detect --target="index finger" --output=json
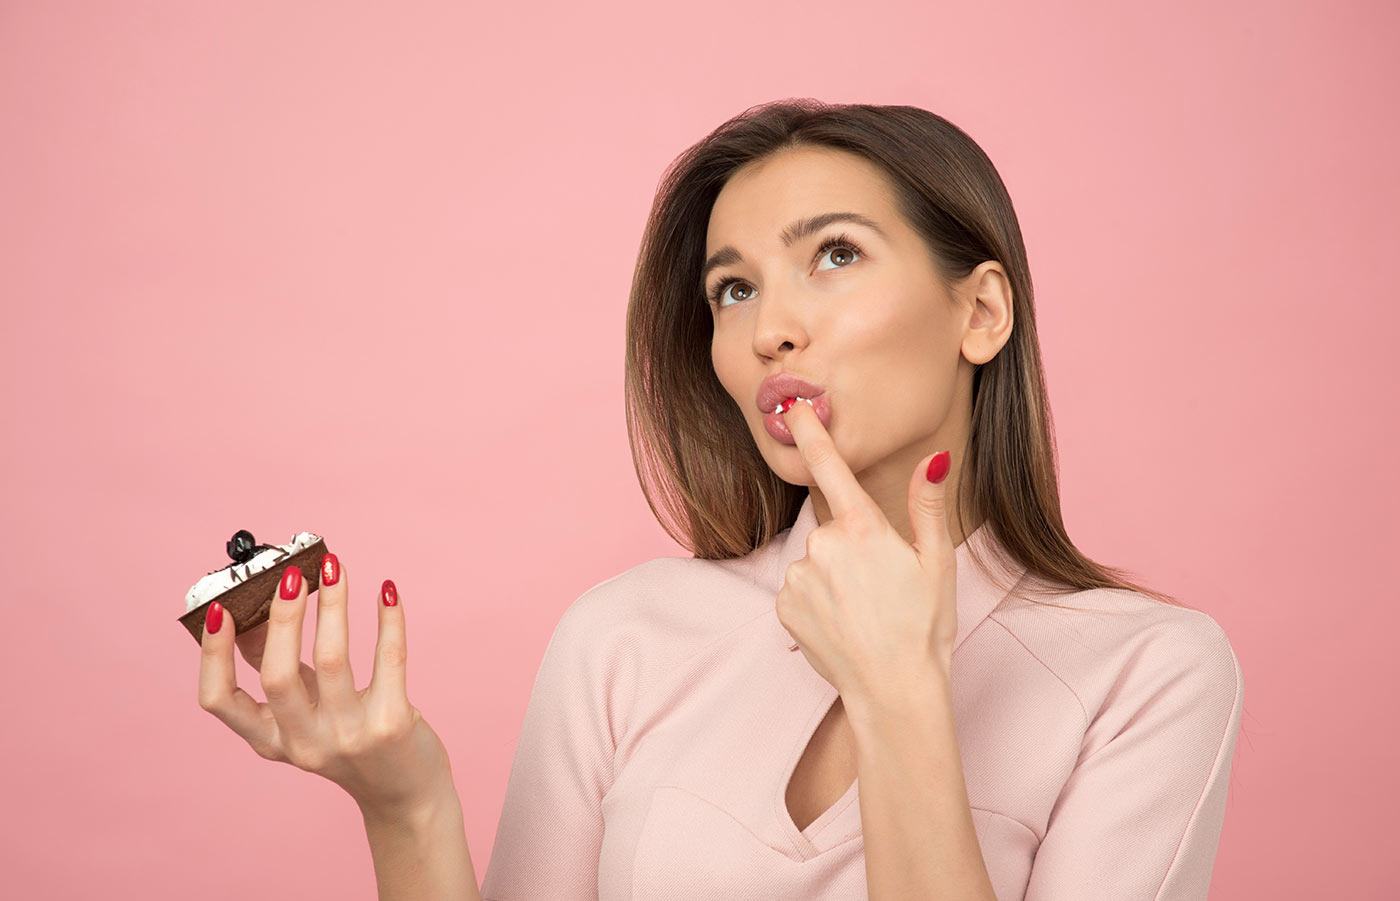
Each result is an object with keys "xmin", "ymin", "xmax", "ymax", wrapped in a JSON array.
[
  {"xmin": 259, "ymin": 564, "xmax": 316, "ymax": 742},
  {"xmin": 780, "ymin": 396, "xmax": 873, "ymax": 521}
]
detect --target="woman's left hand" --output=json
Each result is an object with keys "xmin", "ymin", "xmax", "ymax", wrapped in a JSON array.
[{"xmin": 776, "ymin": 397, "xmax": 960, "ymax": 703}]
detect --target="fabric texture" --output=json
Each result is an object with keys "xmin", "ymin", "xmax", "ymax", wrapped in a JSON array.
[{"xmin": 480, "ymin": 493, "xmax": 1244, "ymax": 900}]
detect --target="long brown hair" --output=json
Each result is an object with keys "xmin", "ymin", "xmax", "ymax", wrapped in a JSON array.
[{"xmin": 624, "ymin": 99, "xmax": 1188, "ymax": 612}]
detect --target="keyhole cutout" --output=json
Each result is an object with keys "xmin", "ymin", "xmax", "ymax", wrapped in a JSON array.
[{"xmin": 784, "ymin": 695, "xmax": 858, "ymax": 834}]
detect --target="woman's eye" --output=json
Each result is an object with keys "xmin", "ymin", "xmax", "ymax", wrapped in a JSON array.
[
  {"xmin": 708, "ymin": 241, "xmax": 862, "ymax": 309},
  {"xmin": 816, "ymin": 244, "xmax": 859, "ymax": 271},
  {"xmin": 711, "ymin": 280, "xmax": 753, "ymax": 307}
]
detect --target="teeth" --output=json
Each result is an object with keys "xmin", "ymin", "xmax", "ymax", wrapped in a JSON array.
[{"xmin": 773, "ymin": 396, "xmax": 816, "ymax": 414}]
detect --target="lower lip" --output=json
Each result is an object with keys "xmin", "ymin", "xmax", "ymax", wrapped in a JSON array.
[{"xmin": 762, "ymin": 394, "xmax": 832, "ymax": 444}]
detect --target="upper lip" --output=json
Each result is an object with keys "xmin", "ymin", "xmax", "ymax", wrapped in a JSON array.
[{"xmin": 756, "ymin": 372, "xmax": 826, "ymax": 414}]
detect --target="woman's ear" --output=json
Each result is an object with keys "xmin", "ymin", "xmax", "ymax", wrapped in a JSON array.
[{"xmin": 961, "ymin": 261, "xmax": 1014, "ymax": 365}]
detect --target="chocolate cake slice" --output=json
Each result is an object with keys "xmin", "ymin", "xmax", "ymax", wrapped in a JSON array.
[{"xmin": 179, "ymin": 530, "xmax": 330, "ymax": 644}]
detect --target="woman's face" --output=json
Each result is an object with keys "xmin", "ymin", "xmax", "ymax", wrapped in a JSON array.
[{"xmin": 704, "ymin": 145, "xmax": 1011, "ymax": 534}]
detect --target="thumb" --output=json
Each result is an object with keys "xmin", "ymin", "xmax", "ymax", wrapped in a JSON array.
[{"xmin": 908, "ymin": 449, "xmax": 953, "ymax": 558}]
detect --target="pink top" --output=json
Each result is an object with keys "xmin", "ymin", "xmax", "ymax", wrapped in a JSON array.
[{"xmin": 480, "ymin": 494, "xmax": 1244, "ymax": 900}]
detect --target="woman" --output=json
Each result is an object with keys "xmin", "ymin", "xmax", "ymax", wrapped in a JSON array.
[{"xmin": 196, "ymin": 100, "xmax": 1243, "ymax": 900}]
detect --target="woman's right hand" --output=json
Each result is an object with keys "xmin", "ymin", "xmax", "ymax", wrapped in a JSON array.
[{"xmin": 197, "ymin": 553, "xmax": 457, "ymax": 820}]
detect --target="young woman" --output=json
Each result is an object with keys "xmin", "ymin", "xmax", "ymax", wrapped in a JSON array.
[{"xmin": 196, "ymin": 100, "xmax": 1243, "ymax": 900}]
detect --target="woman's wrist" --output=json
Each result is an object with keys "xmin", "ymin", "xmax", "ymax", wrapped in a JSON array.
[
  {"xmin": 356, "ymin": 759, "xmax": 463, "ymax": 828},
  {"xmin": 359, "ymin": 779, "xmax": 460, "ymax": 829},
  {"xmin": 359, "ymin": 777, "xmax": 479, "ymax": 901}
]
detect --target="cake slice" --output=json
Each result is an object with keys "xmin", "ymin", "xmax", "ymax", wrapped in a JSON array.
[{"xmin": 179, "ymin": 530, "xmax": 329, "ymax": 643}]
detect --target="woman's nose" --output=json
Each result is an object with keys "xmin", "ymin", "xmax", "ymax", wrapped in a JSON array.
[{"xmin": 749, "ymin": 282, "xmax": 811, "ymax": 358}]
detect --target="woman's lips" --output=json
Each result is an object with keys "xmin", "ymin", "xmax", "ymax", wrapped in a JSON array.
[{"xmin": 762, "ymin": 394, "xmax": 831, "ymax": 445}]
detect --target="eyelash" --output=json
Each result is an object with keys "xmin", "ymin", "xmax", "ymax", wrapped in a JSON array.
[{"xmin": 705, "ymin": 232, "xmax": 866, "ymax": 307}]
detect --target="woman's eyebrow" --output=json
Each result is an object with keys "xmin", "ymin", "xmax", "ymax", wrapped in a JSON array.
[{"xmin": 700, "ymin": 211, "xmax": 887, "ymax": 287}]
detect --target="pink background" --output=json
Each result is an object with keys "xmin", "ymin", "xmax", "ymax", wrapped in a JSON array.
[{"xmin": 2, "ymin": 1, "xmax": 1395, "ymax": 897}]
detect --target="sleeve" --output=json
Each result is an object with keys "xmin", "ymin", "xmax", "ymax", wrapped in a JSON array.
[
  {"xmin": 1023, "ymin": 613, "xmax": 1245, "ymax": 901},
  {"xmin": 479, "ymin": 579, "xmax": 635, "ymax": 900}
]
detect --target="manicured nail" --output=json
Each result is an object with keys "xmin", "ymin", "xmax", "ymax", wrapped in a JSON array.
[
  {"xmin": 382, "ymin": 579, "xmax": 398, "ymax": 607},
  {"xmin": 926, "ymin": 450, "xmax": 951, "ymax": 484},
  {"xmin": 205, "ymin": 601, "xmax": 223, "ymax": 635},
  {"xmin": 280, "ymin": 565, "xmax": 302, "ymax": 600},
  {"xmin": 321, "ymin": 552, "xmax": 340, "ymax": 587}
]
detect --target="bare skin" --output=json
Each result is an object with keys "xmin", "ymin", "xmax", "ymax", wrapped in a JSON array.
[
  {"xmin": 196, "ymin": 559, "xmax": 479, "ymax": 899},
  {"xmin": 704, "ymin": 144, "xmax": 1015, "ymax": 548},
  {"xmin": 703, "ymin": 144, "xmax": 1015, "ymax": 831}
]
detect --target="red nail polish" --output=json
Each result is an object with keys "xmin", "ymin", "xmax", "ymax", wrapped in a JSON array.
[
  {"xmin": 926, "ymin": 450, "xmax": 951, "ymax": 484},
  {"xmin": 382, "ymin": 579, "xmax": 398, "ymax": 607},
  {"xmin": 321, "ymin": 552, "xmax": 340, "ymax": 587},
  {"xmin": 779, "ymin": 397, "xmax": 797, "ymax": 413},
  {"xmin": 205, "ymin": 601, "xmax": 223, "ymax": 635},
  {"xmin": 280, "ymin": 565, "xmax": 302, "ymax": 600}
]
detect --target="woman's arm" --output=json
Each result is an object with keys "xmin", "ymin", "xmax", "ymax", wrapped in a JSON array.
[
  {"xmin": 1023, "ymin": 614, "xmax": 1244, "ymax": 899},
  {"xmin": 361, "ymin": 775, "xmax": 481, "ymax": 901},
  {"xmin": 478, "ymin": 582, "xmax": 627, "ymax": 897},
  {"xmin": 197, "ymin": 558, "xmax": 482, "ymax": 899},
  {"xmin": 846, "ymin": 661, "xmax": 997, "ymax": 901}
]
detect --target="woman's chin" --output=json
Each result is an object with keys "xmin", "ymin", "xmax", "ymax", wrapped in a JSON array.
[{"xmin": 759, "ymin": 448, "xmax": 823, "ymax": 487}]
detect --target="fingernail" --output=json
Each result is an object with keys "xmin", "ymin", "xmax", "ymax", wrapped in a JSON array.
[
  {"xmin": 280, "ymin": 565, "xmax": 302, "ymax": 600},
  {"xmin": 382, "ymin": 579, "xmax": 398, "ymax": 607},
  {"xmin": 926, "ymin": 450, "xmax": 951, "ymax": 484},
  {"xmin": 321, "ymin": 552, "xmax": 340, "ymax": 587},
  {"xmin": 205, "ymin": 601, "xmax": 223, "ymax": 635}
]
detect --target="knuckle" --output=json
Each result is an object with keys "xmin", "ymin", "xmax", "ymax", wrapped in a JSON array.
[
  {"xmin": 333, "ymin": 724, "xmax": 371, "ymax": 758},
  {"xmin": 313, "ymin": 650, "xmax": 348, "ymax": 678},
  {"xmin": 260, "ymin": 669, "xmax": 294, "ymax": 701},
  {"xmin": 197, "ymin": 688, "xmax": 221, "ymax": 713},
  {"xmin": 919, "ymin": 491, "xmax": 947, "ymax": 517},
  {"xmin": 378, "ymin": 642, "xmax": 407, "ymax": 669},
  {"xmin": 802, "ymin": 439, "xmax": 835, "ymax": 471},
  {"xmin": 774, "ymin": 585, "xmax": 794, "ymax": 623},
  {"xmin": 368, "ymin": 712, "xmax": 412, "ymax": 744}
]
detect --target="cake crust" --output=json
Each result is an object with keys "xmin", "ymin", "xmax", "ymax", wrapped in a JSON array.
[{"xmin": 179, "ymin": 538, "xmax": 329, "ymax": 643}]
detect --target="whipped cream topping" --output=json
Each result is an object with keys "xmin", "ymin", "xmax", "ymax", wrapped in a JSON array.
[{"xmin": 184, "ymin": 531, "xmax": 322, "ymax": 613}]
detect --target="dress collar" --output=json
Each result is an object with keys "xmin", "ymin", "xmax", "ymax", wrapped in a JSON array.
[{"xmin": 764, "ymin": 493, "xmax": 1028, "ymax": 655}]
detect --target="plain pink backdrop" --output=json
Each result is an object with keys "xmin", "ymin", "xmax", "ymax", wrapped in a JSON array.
[{"xmin": 2, "ymin": 1, "xmax": 1395, "ymax": 897}]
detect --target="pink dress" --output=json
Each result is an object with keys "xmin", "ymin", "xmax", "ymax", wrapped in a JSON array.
[{"xmin": 480, "ymin": 494, "xmax": 1243, "ymax": 899}]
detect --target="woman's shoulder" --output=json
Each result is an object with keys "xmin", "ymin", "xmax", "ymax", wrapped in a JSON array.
[
  {"xmin": 996, "ymin": 571, "xmax": 1236, "ymax": 647},
  {"xmin": 988, "ymin": 582, "xmax": 1242, "ymax": 725},
  {"xmin": 547, "ymin": 553, "xmax": 772, "ymax": 664}
]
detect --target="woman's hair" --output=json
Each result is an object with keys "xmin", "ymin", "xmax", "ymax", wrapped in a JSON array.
[{"xmin": 623, "ymin": 98, "xmax": 1189, "ymax": 611}]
